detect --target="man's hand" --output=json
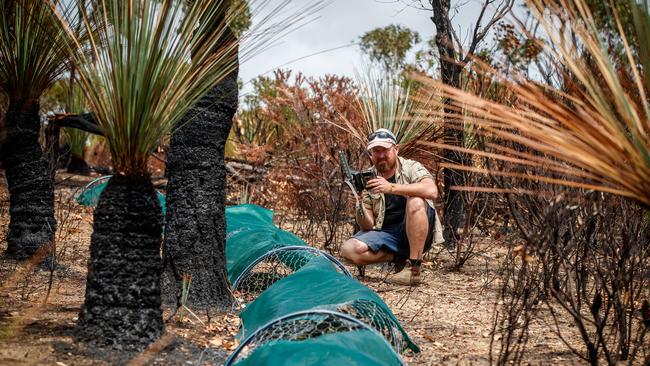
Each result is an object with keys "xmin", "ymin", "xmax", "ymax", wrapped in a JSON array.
[{"xmin": 366, "ymin": 176, "xmax": 393, "ymax": 194}]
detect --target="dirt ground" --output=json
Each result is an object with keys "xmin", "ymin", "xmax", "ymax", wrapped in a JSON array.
[{"xmin": 0, "ymin": 172, "xmax": 588, "ymax": 365}]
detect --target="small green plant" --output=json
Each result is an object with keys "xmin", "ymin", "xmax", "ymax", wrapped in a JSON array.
[
  {"xmin": 238, "ymin": 183, "xmax": 251, "ymax": 205},
  {"xmin": 61, "ymin": 80, "xmax": 91, "ymax": 157},
  {"xmin": 178, "ymin": 273, "xmax": 192, "ymax": 323}
]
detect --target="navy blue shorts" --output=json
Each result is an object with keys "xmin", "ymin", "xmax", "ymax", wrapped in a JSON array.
[{"xmin": 354, "ymin": 204, "xmax": 436, "ymax": 258}]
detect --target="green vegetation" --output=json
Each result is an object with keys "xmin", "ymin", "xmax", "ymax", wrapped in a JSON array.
[{"xmin": 359, "ymin": 24, "xmax": 421, "ymax": 73}]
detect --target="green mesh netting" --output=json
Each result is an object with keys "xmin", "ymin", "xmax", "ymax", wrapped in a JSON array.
[
  {"xmin": 238, "ymin": 257, "xmax": 420, "ymax": 353},
  {"xmin": 231, "ymin": 328, "xmax": 403, "ymax": 366},
  {"xmin": 76, "ymin": 176, "xmax": 166, "ymax": 214},
  {"xmin": 225, "ymin": 204, "xmax": 418, "ymax": 360},
  {"xmin": 225, "ymin": 205, "xmax": 351, "ymax": 303},
  {"xmin": 230, "ymin": 246, "xmax": 351, "ymax": 305},
  {"xmin": 226, "ymin": 227, "xmax": 309, "ymax": 285}
]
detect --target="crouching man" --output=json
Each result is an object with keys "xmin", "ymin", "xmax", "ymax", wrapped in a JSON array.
[{"xmin": 340, "ymin": 128, "xmax": 444, "ymax": 285}]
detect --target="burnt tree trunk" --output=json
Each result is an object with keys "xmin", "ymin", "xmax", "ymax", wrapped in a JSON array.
[
  {"xmin": 67, "ymin": 154, "xmax": 91, "ymax": 175},
  {"xmin": 431, "ymin": 0, "xmax": 466, "ymax": 249},
  {"xmin": 1, "ymin": 101, "xmax": 56, "ymax": 260},
  {"xmin": 160, "ymin": 65, "xmax": 239, "ymax": 309},
  {"xmin": 77, "ymin": 175, "xmax": 163, "ymax": 350}
]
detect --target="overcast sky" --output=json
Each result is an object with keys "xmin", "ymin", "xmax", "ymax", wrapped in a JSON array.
[
  {"xmin": 239, "ymin": 0, "xmax": 432, "ymax": 87},
  {"xmin": 236, "ymin": 0, "xmax": 475, "ymax": 96},
  {"xmin": 238, "ymin": 0, "xmax": 516, "ymax": 96}
]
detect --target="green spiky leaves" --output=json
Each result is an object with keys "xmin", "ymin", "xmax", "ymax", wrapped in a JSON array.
[
  {"xmin": 0, "ymin": 0, "xmax": 80, "ymax": 108},
  {"xmin": 57, "ymin": 0, "xmax": 241, "ymax": 175}
]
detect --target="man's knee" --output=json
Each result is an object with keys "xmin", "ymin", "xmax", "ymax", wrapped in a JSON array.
[
  {"xmin": 406, "ymin": 197, "xmax": 427, "ymax": 218},
  {"xmin": 340, "ymin": 238, "xmax": 367, "ymax": 264}
]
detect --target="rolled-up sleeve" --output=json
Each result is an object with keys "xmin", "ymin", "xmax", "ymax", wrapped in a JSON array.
[
  {"xmin": 408, "ymin": 160, "xmax": 434, "ymax": 183},
  {"xmin": 362, "ymin": 191, "xmax": 373, "ymax": 210}
]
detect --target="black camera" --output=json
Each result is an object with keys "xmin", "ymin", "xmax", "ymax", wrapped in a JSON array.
[
  {"xmin": 351, "ymin": 170, "xmax": 375, "ymax": 192},
  {"xmin": 339, "ymin": 151, "xmax": 375, "ymax": 192}
]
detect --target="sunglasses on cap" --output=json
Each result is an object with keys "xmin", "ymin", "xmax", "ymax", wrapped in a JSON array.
[{"xmin": 367, "ymin": 130, "xmax": 396, "ymax": 142}]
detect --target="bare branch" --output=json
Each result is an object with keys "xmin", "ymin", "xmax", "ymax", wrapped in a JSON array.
[{"xmin": 462, "ymin": 0, "xmax": 515, "ymax": 64}]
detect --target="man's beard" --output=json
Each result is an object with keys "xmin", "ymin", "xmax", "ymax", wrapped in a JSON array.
[{"xmin": 375, "ymin": 159, "xmax": 396, "ymax": 173}]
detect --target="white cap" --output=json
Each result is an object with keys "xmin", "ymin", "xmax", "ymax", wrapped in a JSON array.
[{"xmin": 367, "ymin": 128, "xmax": 397, "ymax": 150}]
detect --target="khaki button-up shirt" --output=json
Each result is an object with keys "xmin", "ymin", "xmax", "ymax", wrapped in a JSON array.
[{"xmin": 362, "ymin": 156, "xmax": 445, "ymax": 244}]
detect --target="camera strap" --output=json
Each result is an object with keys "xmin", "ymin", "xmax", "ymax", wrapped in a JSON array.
[
  {"xmin": 339, "ymin": 150, "xmax": 366, "ymax": 219},
  {"xmin": 344, "ymin": 180, "xmax": 361, "ymax": 208}
]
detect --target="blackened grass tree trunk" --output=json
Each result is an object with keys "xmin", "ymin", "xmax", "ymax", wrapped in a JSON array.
[
  {"xmin": 67, "ymin": 153, "xmax": 91, "ymax": 175},
  {"xmin": 1, "ymin": 100, "xmax": 55, "ymax": 260},
  {"xmin": 77, "ymin": 174, "xmax": 163, "ymax": 349},
  {"xmin": 161, "ymin": 30, "xmax": 239, "ymax": 309},
  {"xmin": 0, "ymin": 0, "xmax": 73, "ymax": 261},
  {"xmin": 429, "ymin": 0, "xmax": 513, "ymax": 252},
  {"xmin": 161, "ymin": 72, "xmax": 239, "ymax": 309}
]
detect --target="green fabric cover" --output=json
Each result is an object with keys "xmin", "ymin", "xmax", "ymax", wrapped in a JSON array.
[
  {"xmin": 233, "ymin": 330, "xmax": 402, "ymax": 366},
  {"xmin": 225, "ymin": 204, "xmax": 275, "ymax": 233},
  {"xmin": 225, "ymin": 204, "xmax": 419, "ymax": 360},
  {"xmin": 225, "ymin": 205, "xmax": 310, "ymax": 284},
  {"xmin": 226, "ymin": 226, "xmax": 310, "ymax": 284},
  {"xmin": 239, "ymin": 257, "xmax": 419, "ymax": 353}
]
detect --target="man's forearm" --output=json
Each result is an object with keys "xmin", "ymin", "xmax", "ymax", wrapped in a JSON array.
[
  {"xmin": 389, "ymin": 180, "xmax": 438, "ymax": 200},
  {"xmin": 355, "ymin": 205, "xmax": 374, "ymax": 231}
]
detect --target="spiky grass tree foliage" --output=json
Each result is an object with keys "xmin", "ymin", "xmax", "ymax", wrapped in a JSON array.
[
  {"xmin": 63, "ymin": 127, "xmax": 91, "ymax": 173},
  {"xmin": 57, "ymin": 0, "xmax": 240, "ymax": 349},
  {"xmin": 40, "ymin": 78, "xmax": 92, "ymax": 172},
  {"xmin": 60, "ymin": 80, "xmax": 92, "ymax": 173},
  {"xmin": 421, "ymin": 0, "xmax": 650, "ymax": 208},
  {"xmin": 340, "ymin": 69, "xmax": 442, "ymax": 161},
  {"xmin": 0, "ymin": 0, "xmax": 74, "ymax": 260}
]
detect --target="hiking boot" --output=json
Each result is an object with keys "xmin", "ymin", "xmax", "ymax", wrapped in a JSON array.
[
  {"xmin": 393, "ymin": 255, "xmax": 407, "ymax": 273},
  {"xmin": 444, "ymin": 240, "xmax": 456, "ymax": 252},
  {"xmin": 385, "ymin": 265, "xmax": 422, "ymax": 286}
]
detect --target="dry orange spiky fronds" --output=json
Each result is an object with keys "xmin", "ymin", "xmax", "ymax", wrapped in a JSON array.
[{"xmin": 417, "ymin": 0, "xmax": 650, "ymax": 207}]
